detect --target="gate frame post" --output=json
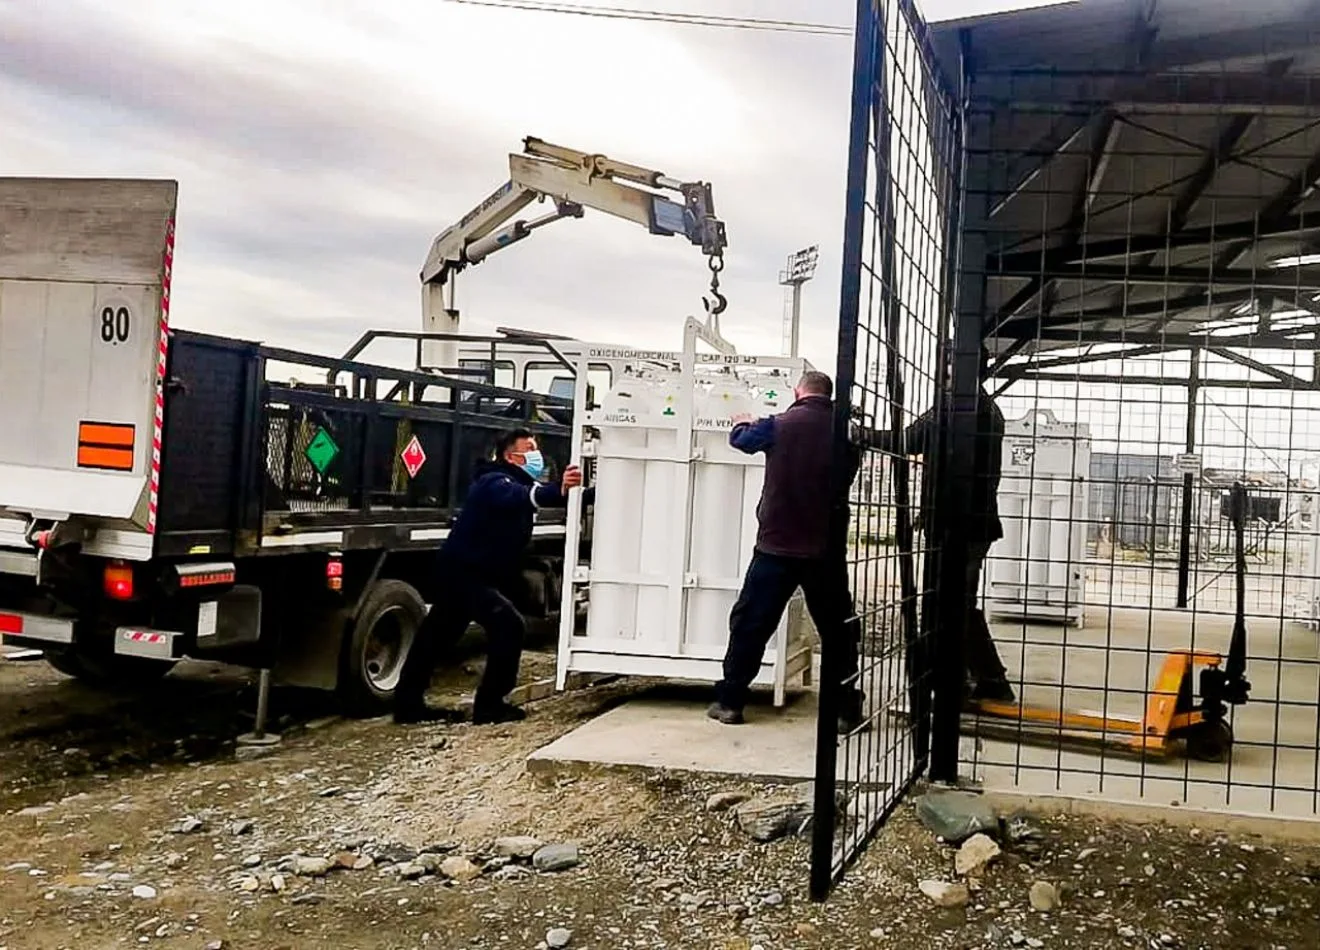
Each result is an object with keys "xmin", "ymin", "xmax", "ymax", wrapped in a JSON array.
[
  {"xmin": 931, "ymin": 34, "xmax": 989, "ymax": 784},
  {"xmin": 811, "ymin": 0, "xmax": 881, "ymax": 903}
]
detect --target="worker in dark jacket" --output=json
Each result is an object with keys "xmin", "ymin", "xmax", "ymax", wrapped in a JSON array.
[
  {"xmin": 394, "ymin": 428, "xmax": 591, "ymax": 726},
  {"xmin": 854, "ymin": 349, "xmax": 1013, "ymax": 702},
  {"xmin": 708, "ymin": 370, "xmax": 865, "ymax": 733}
]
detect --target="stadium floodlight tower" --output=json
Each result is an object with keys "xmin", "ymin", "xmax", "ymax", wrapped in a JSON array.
[{"xmin": 779, "ymin": 245, "xmax": 819, "ymax": 358}]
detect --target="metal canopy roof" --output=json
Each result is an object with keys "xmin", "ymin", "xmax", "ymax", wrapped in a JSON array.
[{"xmin": 929, "ymin": 0, "xmax": 1320, "ymax": 354}]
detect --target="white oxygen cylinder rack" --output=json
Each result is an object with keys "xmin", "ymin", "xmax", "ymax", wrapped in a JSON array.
[
  {"xmin": 555, "ymin": 322, "xmax": 816, "ymax": 706},
  {"xmin": 983, "ymin": 409, "xmax": 1091, "ymax": 627}
]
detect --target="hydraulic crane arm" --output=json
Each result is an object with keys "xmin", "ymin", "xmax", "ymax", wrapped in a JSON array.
[{"xmin": 420, "ymin": 137, "xmax": 729, "ymax": 315}]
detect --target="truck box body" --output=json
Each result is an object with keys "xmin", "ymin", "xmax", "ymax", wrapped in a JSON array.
[{"xmin": 0, "ymin": 178, "xmax": 175, "ymax": 557}]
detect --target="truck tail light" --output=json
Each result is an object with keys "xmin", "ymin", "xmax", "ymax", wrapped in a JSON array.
[
  {"xmin": 104, "ymin": 561, "xmax": 135, "ymax": 601},
  {"xmin": 326, "ymin": 554, "xmax": 343, "ymax": 592}
]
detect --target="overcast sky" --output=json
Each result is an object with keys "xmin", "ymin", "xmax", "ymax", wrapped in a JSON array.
[{"xmin": 0, "ymin": 0, "xmax": 1053, "ymax": 373}]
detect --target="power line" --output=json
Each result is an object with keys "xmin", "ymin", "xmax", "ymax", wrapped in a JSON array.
[{"xmin": 439, "ymin": 0, "xmax": 852, "ymax": 36}]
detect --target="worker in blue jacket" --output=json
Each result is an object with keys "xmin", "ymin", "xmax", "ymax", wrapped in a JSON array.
[
  {"xmin": 708, "ymin": 370, "xmax": 865, "ymax": 733},
  {"xmin": 394, "ymin": 428, "xmax": 592, "ymax": 726}
]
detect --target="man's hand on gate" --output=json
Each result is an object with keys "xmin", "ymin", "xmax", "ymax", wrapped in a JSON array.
[
  {"xmin": 731, "ymin": 413, "xmax": 755, "ymax": 425},
  {"xmin": 561, "ymin": 464, "xmax": 584, "ymax": 491}
]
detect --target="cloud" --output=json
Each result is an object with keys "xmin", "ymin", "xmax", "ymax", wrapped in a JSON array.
[{"xmin": 0, "ymin": 0, "xmax": 1044, "ymax": 375}]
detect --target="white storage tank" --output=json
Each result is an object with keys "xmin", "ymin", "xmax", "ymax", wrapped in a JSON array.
[
  {"xmin": 556, "ymin": 323, "xmax": 816, "ymax": 705},
  {"xmin": 983, "ymin": 409, "xmax": 1091, "ymax": 627}
]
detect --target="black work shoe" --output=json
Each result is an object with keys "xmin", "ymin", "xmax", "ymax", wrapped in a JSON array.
[
  {"xmin": 706, "ymin": 702, "xmax": 745, "ymax": 725},
  {"xmin": 472, "ymin": 701, "xmax": 527, "ymax": 726},
  {"xmin": 969, "ymin": 678, "xmax": 1016, "ymax": 704},
  {"xmin": 393, "ymin": 705, "xmax": 460, "ymax": 725}
]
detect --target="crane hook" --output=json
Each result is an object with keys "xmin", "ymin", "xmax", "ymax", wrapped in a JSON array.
[{"xmin": 703, "ymin": 253, "xmax": 728, "ymax": 316}]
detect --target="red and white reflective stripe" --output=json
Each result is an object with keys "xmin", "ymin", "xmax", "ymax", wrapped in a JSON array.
[
  {"xmin": 146, "ymin": 217, "xmax": 175, "ymax": 536},
  {"xmin": 122, "ymin": 630, "xmax": 167, "ymax": 646}
]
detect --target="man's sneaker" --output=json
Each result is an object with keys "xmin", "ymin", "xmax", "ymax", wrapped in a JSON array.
[
  {"xmin": 969, "ymin": 678, "xmax": 1016, "ymax": 704},
  {"xmin": 706, "ymin": 702, "xmax": 745, "ymax": 725},
  {"xmin": 472, "ymin": 701, "xmax": 528, "ymax": 725}
]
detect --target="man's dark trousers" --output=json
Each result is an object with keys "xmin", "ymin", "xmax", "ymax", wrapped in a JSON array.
[
  {"xmin": 715, "ymin": 550, "xmax": 861, "ymax": 710},
  {"xmin": 394, "ymin": 572, "xmax": 526, "ymax": 716},
  {"xmin": 963, "ymin": 540, "xmax": 1009, "ymax": 685}
]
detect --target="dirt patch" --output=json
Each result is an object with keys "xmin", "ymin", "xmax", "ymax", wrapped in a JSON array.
[{"xmin": 1, "ymin": 650, "xmax": 1317, "ymax": 950}]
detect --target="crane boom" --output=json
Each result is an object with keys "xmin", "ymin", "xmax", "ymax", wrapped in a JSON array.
[{"xmin": 420, "ymin": 138, "xmax": 728, "ymax": 364}]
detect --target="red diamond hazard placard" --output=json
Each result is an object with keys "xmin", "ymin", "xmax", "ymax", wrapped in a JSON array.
[{"xmin": 401, "ymin": 435, "xmax": 426, "ymax": 479}]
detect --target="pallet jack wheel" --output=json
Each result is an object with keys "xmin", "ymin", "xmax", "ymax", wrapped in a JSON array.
[{"xmin": 1185, "ymin": 720, "xmax": 1233, "ymax": 764}]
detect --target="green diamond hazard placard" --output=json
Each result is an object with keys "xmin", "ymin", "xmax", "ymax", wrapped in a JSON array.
[{"xmin": 305, "ymin": 427, "xmax": 339, "ymax": 474}]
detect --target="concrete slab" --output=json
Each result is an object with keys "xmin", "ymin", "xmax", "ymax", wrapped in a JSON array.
[{"xmin": 528, "ymin": 685, "xmax": 824, "ymax": 782}]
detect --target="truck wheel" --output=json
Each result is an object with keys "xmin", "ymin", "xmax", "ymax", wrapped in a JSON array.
[
  {"xmin": 44, "ymin": 648, "xmax": 176, "ymax": 688},
  {"xmin": 338, "ymin": 579, "xmax": 425, "ymax": 717}
]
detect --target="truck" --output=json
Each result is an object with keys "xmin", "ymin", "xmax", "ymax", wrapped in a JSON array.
[{"xmin": 0, "ymin": 138, "xmax": 728, "ymax": 714}]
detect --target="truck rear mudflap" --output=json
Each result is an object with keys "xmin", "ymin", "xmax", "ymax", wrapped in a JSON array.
[{"xmin": 0, "ymin": 178, "xmax": 177, "ymax": 558}]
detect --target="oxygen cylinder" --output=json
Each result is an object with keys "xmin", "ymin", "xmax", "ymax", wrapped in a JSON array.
[
  {"xmin": 687, "ymin": 374, "xmax": 757, "ymax": 650},
  {"xmin": 634, "ymin": 369, "xmax": 676, "ymax": 645},
  {"xmin": 585, "ymin": 369, "xmax": 647, "ymax": 641}
]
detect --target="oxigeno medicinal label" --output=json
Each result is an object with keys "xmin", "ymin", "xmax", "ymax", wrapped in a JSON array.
[{"xmin": 587, "ymin": 347, "xmax": 761, "ymax": 366}]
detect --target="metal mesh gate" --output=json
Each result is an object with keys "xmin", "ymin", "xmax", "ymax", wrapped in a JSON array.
[{"xmin": 810, "ymin": 0, "xmax": 962, "ymax": 900}]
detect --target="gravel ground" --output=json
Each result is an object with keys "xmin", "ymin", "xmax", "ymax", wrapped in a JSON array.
[{"xmin": 1, "ymin": 648, "xmax": 1318, "ymax": 950}]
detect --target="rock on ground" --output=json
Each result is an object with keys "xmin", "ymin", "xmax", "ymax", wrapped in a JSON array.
[
  {"xmin": 733, "ymin": 784, "xmax": 843, "ymax": 843},
  {"xmin": 493, "ymin": 835, "xmax": 543, "ymax": 859},
  {"xmin": 546, "ymin": 927, "xmax": 573, "ymax": 948},
  {"xmin": 1029, "ymin": 880, "xmax": 1060, "ymax": 912},
  {"xmin": 706, "ymin": 790, "xmax": 751, "ymax": 812},
  {"xmin": 397, "ymin": 862, "xmax": 426, "ymax": 880},
  {"xmin": 955, "ymin": 833, "xmax": 1002, "ymax": 877},
  {"xmin": 533, "ymin": 843, "xmax": 580, "ymax": 873},
  {"xmin": 440, "ymin": 856, "xmax": 482, "ymax": 882},
  {"xmin": 916, "ymin": 790, "xmax": 998, "ymax": 844},
  {"xmin": 293, "ymin": 856, "xmax": 333, "ymax": 877},
  {"xmin": 918, "ymin": 879, "xmax": 970, "ymax": 908}
]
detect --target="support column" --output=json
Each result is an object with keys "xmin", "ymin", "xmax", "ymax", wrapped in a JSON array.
[{"xmin": 1176, "ymin": 347, "xmax": 1201, "ymax": 608}]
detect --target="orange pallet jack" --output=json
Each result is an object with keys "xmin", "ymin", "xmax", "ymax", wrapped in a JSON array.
[{"xmin": 961, "ymin": 484, "xmax": 1253, "ymax": 764}]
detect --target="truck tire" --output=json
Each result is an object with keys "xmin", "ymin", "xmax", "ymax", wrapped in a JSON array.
[
  {"xmin": 338, "ymin": 579, "xmax": 426, "ymax": 717},
  {"xmin": 44, "ymin": 648, "xmax": 176, "ymax": 688}
]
